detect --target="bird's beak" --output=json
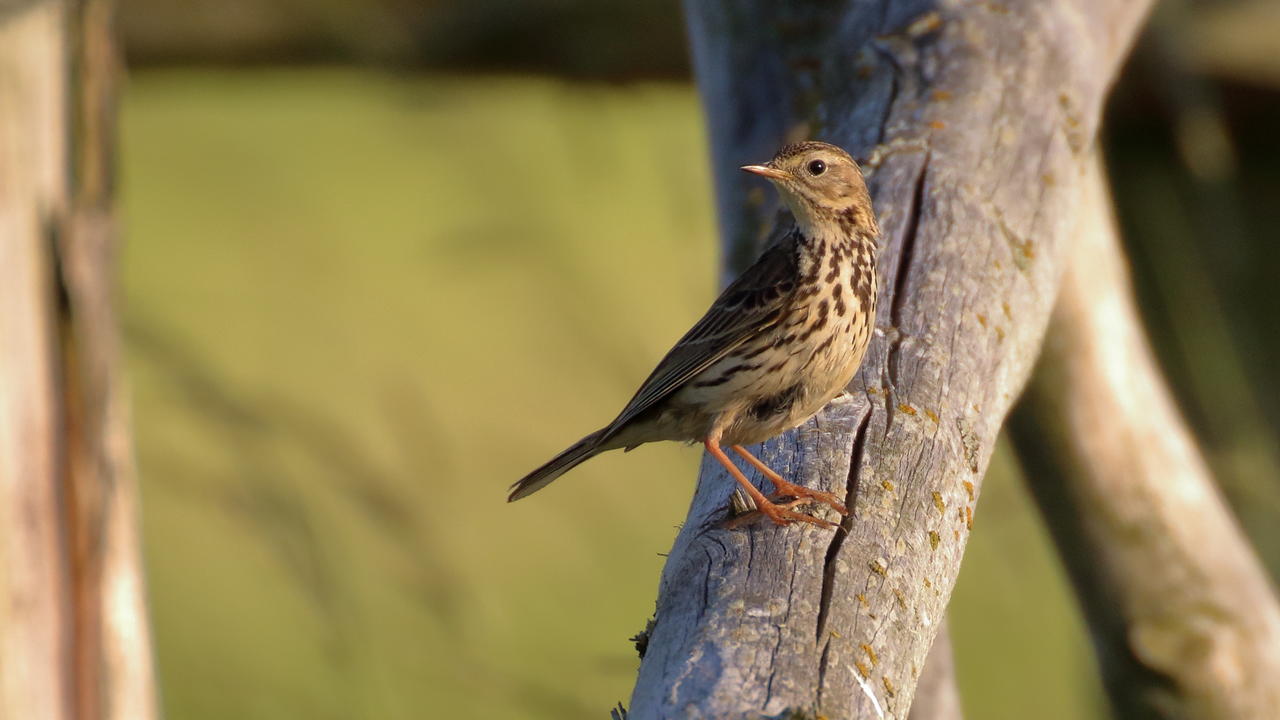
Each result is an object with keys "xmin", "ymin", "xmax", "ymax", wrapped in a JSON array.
[{"xmin": 740, "ymin": 164, "xmax": 790, "ymax": 181}]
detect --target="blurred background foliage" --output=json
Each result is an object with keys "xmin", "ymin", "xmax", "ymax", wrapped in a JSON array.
[{"xmin": 116, "ymin": 1, "xmax": 1279, "ymax": 718}]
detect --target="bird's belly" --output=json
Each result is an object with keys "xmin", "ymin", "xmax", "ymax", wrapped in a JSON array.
[
  {"xmin": 674, "ymin": 324, "xmax": 866, "ymax": 446},
  {"xmin": 663, "ymin": 259, "xmax": 875, "ymax": 446},
  {"xmin": 731, "ymin": 340, "xmax": 864, "ymax": 444}
]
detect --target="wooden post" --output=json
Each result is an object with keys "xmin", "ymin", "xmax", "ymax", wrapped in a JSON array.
[{"xmin": 0, "ymin": 1, "xmax": 158, "ymax": 718}]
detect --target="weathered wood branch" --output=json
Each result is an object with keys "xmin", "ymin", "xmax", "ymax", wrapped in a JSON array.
[
  {"xmin": 1008, "ymin": 154, "xmax": 1280, "ymax": 719},
  {"xmin": 0, "ymin": 2, "xmax": 157, "ymax": 718},
  {"xmin": 628, "ymin": 1, "xmax": 1153, "ymax": 717}
]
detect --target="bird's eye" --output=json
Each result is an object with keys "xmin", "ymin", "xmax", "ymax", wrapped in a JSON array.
[{"xmin": 807, "ymin": 159, "xmax": 826, "ymax": 176}]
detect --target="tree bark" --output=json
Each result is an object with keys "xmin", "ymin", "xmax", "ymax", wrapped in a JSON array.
[
  {"xmin": 628, "ymin": 1, "xmax": 1153, "ymax": 717},
  {"xmin": 0, "ymin": 2, "xmax": 158, "ymax": 719},
  {"xmin": 1008, "ymin": 154, "xmax": 1280, "ymax": 719}
]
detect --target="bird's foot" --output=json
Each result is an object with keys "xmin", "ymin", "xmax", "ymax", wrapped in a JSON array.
[
  {"xmin": 759, "ymin": 499, "xmax": 839, "ymax": 528},
  {"xmin": 723, "ymin": 494, "xmax": 837, "ymax": 530},
  {"xmin": 710, "ymin": 441, "xmax": 840, "ymax": 530},
  {"xmin": 728, "ymin": 444, "xmax": 849, "ymax": 516},
  {"xmin": 768, "ymin": 477, "xmax": 849, "ymax": 516}
]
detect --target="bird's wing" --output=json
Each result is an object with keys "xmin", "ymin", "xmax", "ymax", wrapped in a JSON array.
[{"xmin": 601, "ymin": 236, "xmax": 799, "ymax": 441}]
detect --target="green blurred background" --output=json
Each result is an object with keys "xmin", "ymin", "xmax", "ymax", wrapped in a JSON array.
[{"xmin": 116, "ymin": 2, "xmax": 1280, "ymax": 718}]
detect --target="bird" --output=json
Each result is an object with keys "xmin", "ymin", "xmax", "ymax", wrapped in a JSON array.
[{"xmin": 508, "ymin": 141, "xmax": 879, "ymax": 528}]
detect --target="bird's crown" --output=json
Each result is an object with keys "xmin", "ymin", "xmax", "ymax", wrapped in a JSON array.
[{"xmin": 772, "ymin": 141, "xmax": 855, "ymax": 165}]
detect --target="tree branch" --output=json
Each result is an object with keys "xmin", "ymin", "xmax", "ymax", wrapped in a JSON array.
[
  {"xmin": 906, "ymin": 620, "xmax": 962, "ymax": 720},
  {"xmin": 629, "ymin": 1, "xmax": 1154, "ymax": 717},
  {"xmin": 1008, "ymin": 153, "xmax": 1280, "ymax": 719}
]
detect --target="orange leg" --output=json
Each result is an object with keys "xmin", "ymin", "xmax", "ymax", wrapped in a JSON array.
[
  {"xmin": 723, "ymin": 494, "xmax": 811, "ymax": 530},
  {"xmin": 704, "ymin": 438, "xmax": 835, "ymax": 529},
  {"xmin": 732, "ymin": 445, "xmax": 849, "ymax": 516}
]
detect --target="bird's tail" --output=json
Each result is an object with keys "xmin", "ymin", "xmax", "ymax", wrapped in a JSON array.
[{"xmin": 508, "ymin": 428, "xmax": 608, "ymax": 502}]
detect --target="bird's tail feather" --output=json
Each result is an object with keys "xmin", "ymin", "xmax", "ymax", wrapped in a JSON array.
[{"xmin": 508, "ymin": 428, "xmax": 608, "ymax": 502}]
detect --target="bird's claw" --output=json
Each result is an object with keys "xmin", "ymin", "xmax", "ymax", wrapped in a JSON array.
[
  {"xmin": 769, "ymin": 484, "xmax": 849, "ymax": 516},
  {"xmin": 723, "ymin": 494, "xmax": 839, "ymax": 530}
]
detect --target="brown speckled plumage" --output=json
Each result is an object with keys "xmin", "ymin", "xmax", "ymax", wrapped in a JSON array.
[{"xmin": 510, "ymin": 141, "xmax": 879, "ymax": 527}]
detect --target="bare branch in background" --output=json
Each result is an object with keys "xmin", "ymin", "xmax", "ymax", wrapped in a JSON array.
[
  {"xmin": 1009, "ymin": 153, "xmax": 1280, "ymax": 719},
  {"xmin": 906, "ymin": 620, "xmax": 962, "ymax": 720}
]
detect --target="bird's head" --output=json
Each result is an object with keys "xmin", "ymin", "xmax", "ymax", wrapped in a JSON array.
[{"xmin": 741, "ymin": 141, "xmax": 874, "ymax": 236}]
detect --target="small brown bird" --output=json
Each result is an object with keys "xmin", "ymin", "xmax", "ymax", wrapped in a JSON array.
[{"xmin": 509, "ymin": 141, "xmax": 879, "ymax": 527}]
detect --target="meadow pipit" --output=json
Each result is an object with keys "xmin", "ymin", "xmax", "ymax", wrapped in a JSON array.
[{"xmin": 509, "ymin": 141, "xmax": 879, "ymax": 527}]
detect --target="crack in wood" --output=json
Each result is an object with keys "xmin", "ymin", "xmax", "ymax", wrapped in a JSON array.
[
  {"xmin": 882, "ymin": 151, "xmax": 930, "ymax": 435},
  {"xmin": 891, "ymin": 151, "xmax": 931, "ymax": 328},
  {"xmin": 815, "ymin": 408, "xmax": 874, "ymax": 645}
]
